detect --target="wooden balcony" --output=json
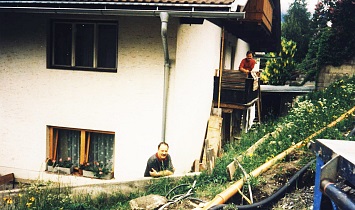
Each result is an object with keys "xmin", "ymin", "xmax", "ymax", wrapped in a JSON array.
[
  {"xmin": 213, "ymin": 70, "xmax": 260, "ymax": 109},
  {"xmin": 212, "ymin": 70, "xmax": 262, "ymax": 137},
  {"xmin": 222, "ymin": 0, "xmax": 280, "ymax": 52},
  {"xmin": 244, "ymin": 0, "xmax": 274, "ymax": 32}
]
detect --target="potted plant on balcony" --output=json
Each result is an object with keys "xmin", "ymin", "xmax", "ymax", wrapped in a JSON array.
[
  {"xmin": 46, "ymin": 158, "xmax": 56, "ymax": 172},
  {"xmin": 80, "ymin": 161, "xmax": 112, "ymax": 180},
  {"xmin": 55, "ymin": 157, "xmax": 74, "ymax": 175}
]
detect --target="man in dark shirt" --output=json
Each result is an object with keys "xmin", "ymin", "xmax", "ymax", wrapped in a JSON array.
[{"xmin": 144, "ymin": 142, "xmax": 175, "ymax": 177}]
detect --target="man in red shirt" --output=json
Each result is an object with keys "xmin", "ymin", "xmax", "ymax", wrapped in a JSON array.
[{"xmin": 239, "ymin": 50, "xmax": 256, "ymax": 77}]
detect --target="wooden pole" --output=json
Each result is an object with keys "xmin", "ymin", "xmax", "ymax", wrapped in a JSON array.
[{"xmin": 217, "ymin": 27, "xmax": 225, "ymax": 112}]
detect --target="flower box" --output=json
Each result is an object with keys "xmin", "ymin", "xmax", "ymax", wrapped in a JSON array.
[
  {"xmin": 82, "ymin": 170, "xmax": 113, "ymax": 180},
  {"xmin": 47, "ymin": 165, "xmax": 54, "ymax": 172},
  {"xmin": 82, "ymin": 170, "xmax": 96, "ymax": 178},
  {"xmin": 80, "ymin": 161, "xmax": 113, "ymax": 180},
  {"xmin": 101, "ymin": 172, "xmax": 113, "ymax": 180},
  {"xmin": 46, "ymin": 158, "xmax": 56, "ymax": 172},
  {"xmin": 54, "ymin": 166, "xmax": 73, "ymax": 175}
]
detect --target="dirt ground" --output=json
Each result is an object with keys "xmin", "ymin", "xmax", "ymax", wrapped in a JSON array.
[
  {"xmin": 254, "ymin": 150, "xmax": 315, "ymax": 210},
  {"xmin": 166, "ymin": 150, "xmax": 316, "ymax": 210}
]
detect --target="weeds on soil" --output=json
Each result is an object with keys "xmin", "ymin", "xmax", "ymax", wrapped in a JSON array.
[
  {"xmin": 194, "ymin": 76, "xmax": 355, "ymax": 200},
  {"xmin": 0, "ymin": 181, "xmax": 138, "ymax": 210}
]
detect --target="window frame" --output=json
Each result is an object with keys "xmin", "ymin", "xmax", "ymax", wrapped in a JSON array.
[
  {"xmin": 48, "ymin": 19, "xmax": 118, "ymax": 73},
  {"xmin": 48, "ymin": 126, "xmax": 115, "ymax": 170}
]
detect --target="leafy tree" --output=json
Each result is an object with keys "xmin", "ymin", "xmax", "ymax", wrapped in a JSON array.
[
  {"xmin": 261, "ymin": 38, "xmax": 297, "ymax": 85},
  {"xmin": 282, "ymin": 0, "xmax": 312, "ymax": 63},
  {"xmin": 326, "ymin": 0, "xmax": 355, "ymax": 65},
  {"xmin": 300, "ymin": 0, "xmax": 355, "ymax": 81}
]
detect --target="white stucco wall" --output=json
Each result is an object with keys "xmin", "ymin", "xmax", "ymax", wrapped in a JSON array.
[
  {"xmin": 0, "ymin": 13, "xmax": 177, "ymax": 181},
  {"xmin": 0, "ymin": 12, "xmax": 226, "ymax": 182},
  {"xmin": 166, "ymin": 20, "xmax": 221, "ymax": 174}
]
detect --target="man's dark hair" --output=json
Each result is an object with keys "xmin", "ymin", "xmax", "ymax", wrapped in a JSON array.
[
  {"xmin": 246, "ymin": 50, "xmax": 254, "ymax": 56},
  {"xmin": 158, "ymin": 142, "xmax": 169, "ymax": 149}
]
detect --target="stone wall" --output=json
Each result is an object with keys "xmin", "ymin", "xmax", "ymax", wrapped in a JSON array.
[{"xmin": 317, "ymin": 58, "xmax": 355, "ymax": 90}]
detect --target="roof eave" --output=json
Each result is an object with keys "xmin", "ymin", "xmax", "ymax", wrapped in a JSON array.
[
  {"xmin": 0, "ymin": 7, "xmax": 245, "ymax": 19},
  {"xmin": 0, "ymin": 1, "xmax": 233, "ymax": 8}
]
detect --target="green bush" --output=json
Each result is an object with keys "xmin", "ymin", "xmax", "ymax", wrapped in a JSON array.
[{"xmin": 261, "ymin": 38, "xmax": 297, "ymax": 85}]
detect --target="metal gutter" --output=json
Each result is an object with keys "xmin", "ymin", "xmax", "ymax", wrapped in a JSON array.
[
  {"xmin": 0, "ymin": 7, "xmax": 245, "ymax": 19},
  {"xmin": 160, "ymin": 12, "xmax": 170, "ymax": 142},
  {"xmin": 0, "ymin": 1, "xmax": 233, "ymax": 9}
]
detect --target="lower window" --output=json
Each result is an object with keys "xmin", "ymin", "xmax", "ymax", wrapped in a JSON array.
[{"xmin": 48, "ymin": 126, "xmax": 114, "ymax": 173}]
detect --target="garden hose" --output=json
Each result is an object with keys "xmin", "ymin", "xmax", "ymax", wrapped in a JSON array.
[
  {"xmin": 208, "ymin": 159, "xmax": 315, "ymax": 210},
  {"xmin": 159, "ymin": 180, "xmax": 197, "ymax": 210}
]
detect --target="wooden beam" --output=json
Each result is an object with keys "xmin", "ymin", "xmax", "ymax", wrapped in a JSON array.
[
  {"xmin": 193, "ymin": 159, "xmax": 200, "ymax": 172},
  {"xmin": 222, "ymin": 108, "xmax": 233, "ymax": 113},
  {"xmin": 213, "ymin": 98, "xmax": 258, "ymax": 110},
  {"xmin": 227, "ymin": 161, "xmax": 237, "ymax": 181},
  {"xmin": 206, "ymin": 148, "xmax": 215, "ymax": 174}
]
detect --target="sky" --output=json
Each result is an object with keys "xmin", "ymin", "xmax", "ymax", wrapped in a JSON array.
[{"xmin": 280, "ymin": 0, "xmax": 319, "ymax": 14}]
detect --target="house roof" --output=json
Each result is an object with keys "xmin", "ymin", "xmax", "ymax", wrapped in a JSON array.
[
  {"xmin": 0, "ymin": 0, "xmax": 280, "ymax": 52},
  {"xmin": 0, "ymin": 0, "xmax": 234, "ymax": 4},
  {"xmin": 0, "ymin": 0, "xmax": 245, "ymax": 19},
  {"xmin": 0, "ymin": 0, "xmax": 237, "ymax": 8}
]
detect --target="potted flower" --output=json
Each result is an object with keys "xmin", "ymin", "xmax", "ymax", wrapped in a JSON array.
[
  {"xmin": 56, "ymin": 157, "xmax": 74, "ymax": 175},
  {"xmin": 46, "ymin": 158, "xmax": 56, "ymax": 172},
  {"xmin": 80, "ymin": 161, "xmax": 112, "ymax": 179}
]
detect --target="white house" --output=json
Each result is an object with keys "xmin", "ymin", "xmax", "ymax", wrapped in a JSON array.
[{"xmin": 0, "ymin": 0, "xmax": 280, "ymax": 183}]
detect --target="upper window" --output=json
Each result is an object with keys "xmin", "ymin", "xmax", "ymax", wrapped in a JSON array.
[{"xmin": 49, "ymin": 20, "xmax": 118, "ymax": 72}]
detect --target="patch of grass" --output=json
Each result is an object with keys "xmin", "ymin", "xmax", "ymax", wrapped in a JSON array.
[
  {"xmin": 72, "ymin": 191, "xmax": 139, "ymax": 210},
  {"xmin": 1, "ymin": 181, "xmax": 73, "ymax": 209},
  {"xmin": 0, "ymin": 181, "xmax": 140, "ymax": 210}
]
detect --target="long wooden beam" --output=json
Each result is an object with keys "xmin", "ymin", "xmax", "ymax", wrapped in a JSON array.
[{"xmin": 213, "ymin": 98, "xmax": 258, "ymax": 110}]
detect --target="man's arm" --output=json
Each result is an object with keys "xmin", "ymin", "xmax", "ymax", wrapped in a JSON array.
[
  {"xmin": 149, "ymin": 168, "xmax": 174, "ymax": 177},
  {"xmin": 239, "ymin": 67, "xmax": 249, "ymax": 74}
]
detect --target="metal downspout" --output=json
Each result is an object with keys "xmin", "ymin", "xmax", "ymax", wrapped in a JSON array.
[{"xmin": 160, "ymin": 12, "xmax": 170, "ymax": 142}]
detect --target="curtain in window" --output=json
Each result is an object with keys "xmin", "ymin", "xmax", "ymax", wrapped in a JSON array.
[
  {"xmin": 97, "ymin": 24, "xmax": 117, "ymax": 68},
  {"xmin": 88, "ymin": 133, "xmax": 114, "ymax": 166},
  {"xmin": 75, "ymin": 23, "xmax": 94, "ymax": 67},
  {"xmin": 56, "ymin": 129, "xmax": 80, "ymax": 166},
  {"xmin": 53, "ymin": 23, "xmax": 72, "ymax": 66}
]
